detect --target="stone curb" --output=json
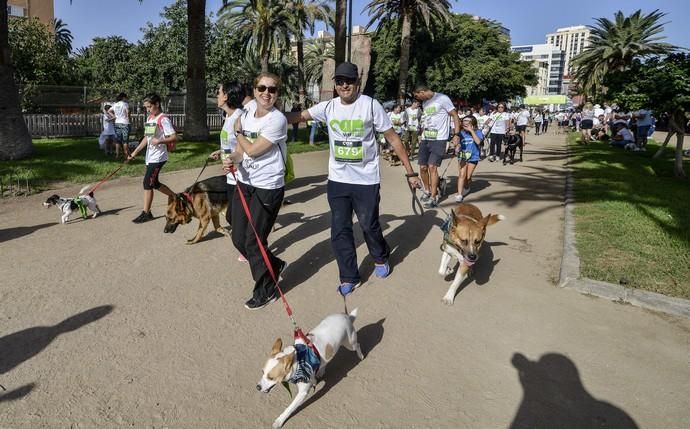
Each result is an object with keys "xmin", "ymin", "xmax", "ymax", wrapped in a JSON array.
[{"xmin": 558, "ymin": 140, "xmax": 690, "ymax": 318}]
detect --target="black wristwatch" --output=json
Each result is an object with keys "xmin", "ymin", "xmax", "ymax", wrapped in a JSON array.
[{"xmin": 405, "ymin": 172, "xmax": 419, "ymax": 178}]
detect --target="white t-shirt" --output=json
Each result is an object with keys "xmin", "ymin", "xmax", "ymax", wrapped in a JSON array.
[
  {"xmin": 489, "ymin": 112, "xmax": 510, "ymax": 134},
  {"xmin": 516, "ymin": 109, "xmax": 530, "ymax": 126},
  {"xmin": 308, "ymin": 94, "xmax": 391, "ymax": 185},
  {"xmin": 421, "ymin": 92, "xmax": 455, "ymax": 141},
  {"xmin": 221, "ymin": 109, "xmax": 244, "ymax": 185},
  {"xmin": 582, "ymin": 109, "xmax": 595, "ymax": 120},
  {"xmin": 238, "ymin": 107, "xmax": 287, "ymax": 189},
  {"xmin": 389, "ymin": 111, "xmax": 406, "ymax": 134},
  {"xmin": 112, "ymin": 101, "xmax": 130, "ymax": 125},
  {"xmin": 405, "ymin": 107, "xmax": 421, "ymax": 131},
  {"xmin": 144, "ymin": 113, "xmax": 175, "ymax": 165},
  {"xmin": 102, "ymin": 113, "xmax": 115, "ymax": 135},
  {"xmin": 477, "ymin": 114, "xmax": 489, "ymax": 129}
]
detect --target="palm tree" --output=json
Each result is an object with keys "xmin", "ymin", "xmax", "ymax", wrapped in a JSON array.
[
  {"xmin": 304, "ymin": 38, "xmax": 334, "ymax": 88},
  {"xmin": 334, "ymin": 0, "xmax": 346, "ymax": 65},
  {"xmin": 52, "ymin": 18, "xmax": 73, "ymax": 55},
  {"xmin": 0, "ymin": 0, "xmax": 33, "ymax": 160},
  {"xmin": 219, "ymin": 0, "xmax": 293, "ymax": 72},
  {"xmin": 286, "ymin": 0, "xmax": 331, "ymax": 106},
  {"xmin": 184, "ymin": 0, "xmax": 210, "ymax": 140},
  {"xmin": 571, "ymin": 9, "xmax": 676, "ymax": 96},
  {"xmin": 365, "ymin": 0, "xmax": 454, "ymax": 105}
]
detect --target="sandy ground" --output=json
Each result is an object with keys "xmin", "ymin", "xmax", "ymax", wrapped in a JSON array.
[{"xmin": 1, "ymin": 132, "xmax": 689, "ymax": 428}]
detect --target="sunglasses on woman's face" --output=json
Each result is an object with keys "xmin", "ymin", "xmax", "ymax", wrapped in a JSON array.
[{"xmin": 255, "ymin": 85, "xmax": 278, "ymax": 94}]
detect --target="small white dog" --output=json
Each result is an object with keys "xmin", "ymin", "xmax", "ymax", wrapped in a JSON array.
[
  {"xmin": 43, "ymin": 185, "xmax": 101, "ymax": 224},
  {"xmin": 257, "ymin": 308, "xmax": 364, "ymax": 428}
]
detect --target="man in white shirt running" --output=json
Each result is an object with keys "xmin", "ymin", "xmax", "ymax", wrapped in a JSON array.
[
  {"xmin": 412, "ymin": 83, "xmax": 461, "ymax": 208},
  {"xmin": 286, "ymin": 62, "xmax": 421, "ymax": 297}
]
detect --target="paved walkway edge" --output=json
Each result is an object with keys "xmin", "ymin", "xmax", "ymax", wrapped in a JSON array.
[{"xmin": 559, "ymin": 141, "xmax": 690, "ymax": 318}]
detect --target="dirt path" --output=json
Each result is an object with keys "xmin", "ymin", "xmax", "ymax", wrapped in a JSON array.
[{"xmin": 1, "ymin": 133, "xmax": 689, "ymax": 428}]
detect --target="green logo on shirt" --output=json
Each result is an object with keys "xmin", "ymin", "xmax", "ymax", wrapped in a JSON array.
[
  {"xmin": 329, "ymin": 118, "xmax": 364, "ymax": 137},
  {"xmin": 424, "ymin": 106, "xmax": 437, "ymax": 115}
]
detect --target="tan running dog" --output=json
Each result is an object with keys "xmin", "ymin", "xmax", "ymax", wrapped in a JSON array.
[
  {"xmin": 438, "ymin": 203, "xmax": 504, "ymax": 305},
  {"xmin": 163, "ymin": 175, "xmax": 230, "ymax": 244}
]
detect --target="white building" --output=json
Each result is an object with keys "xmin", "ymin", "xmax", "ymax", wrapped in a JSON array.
[
  {"xmin": 545, "ymin": 25, "xmax": 591, "ymax": 78},
  {"xmin": 511, "ymin": 44, "xmax": 566, "ymax": 95}
]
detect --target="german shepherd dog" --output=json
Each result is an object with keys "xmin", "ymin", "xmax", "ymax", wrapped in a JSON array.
[{"xmin": 164, "ymin": 175, "xmax": 230, "ymax": 244}]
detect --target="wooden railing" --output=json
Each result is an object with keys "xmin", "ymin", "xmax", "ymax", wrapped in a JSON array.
[{"xmin": 24, "ymin": 113, "xmax": 223, "ymax": 138}]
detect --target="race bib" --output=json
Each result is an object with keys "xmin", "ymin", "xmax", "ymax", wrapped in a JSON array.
[
  {"xmin": 334, "ymin": 140, "xmax": 363, "ymax": 163},
  {"xmin": 144, "ymin": 122, "xmax": 156, "ymax": 137},
  {"xmin": 424, "ymin": 128, "xmax": 438, "ymax": 139},
  {"xmin": 408, "ymin": 125, "xmax": 418, "ymax": 132}
]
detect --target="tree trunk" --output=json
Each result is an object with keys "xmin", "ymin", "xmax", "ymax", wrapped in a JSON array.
[
  {"xmin": 334, "ymin": 0, "xmax": 346, "ymax": 65},
  {"xmin": 669, "ymin": 110, "xmax": 686, "ymax": 178},
  {"xmin": 397, "ymin": 12, "xmax": 412, "ymax": 106},
  {"xmin": 652, "ymin": 130, "xmax": 675, "ymax": 159},
  {"xmin": 184, "ymin": 0, "xmax": 209, "ymax": 141},
  {"xmin": 297, "ymin": 36, "xmax": 306, "ymax": 107},
  {"xmin": 0, "ymin": 0, "xmax": 33, "ymax": 160}
]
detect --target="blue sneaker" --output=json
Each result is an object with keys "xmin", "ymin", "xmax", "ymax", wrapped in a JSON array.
[
  {"xmin": 374, "ymin": 261, "xmax": 390, "ymax": 278},
  {"xmin": 337, "ymin": 282, "xmax": 361, "ymax": 297}
]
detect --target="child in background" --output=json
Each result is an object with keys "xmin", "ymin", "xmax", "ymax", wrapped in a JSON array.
[
  {"xmin": 100, "ymin": 104, "xmax": 116, "ymax": 155},
  {"xmin": 127, "ymin": 93, "xmax": 176, "ymax": 223},
  {"xmin": 455, "ymin": 115, "xmax": 484, "ymax": 202}
]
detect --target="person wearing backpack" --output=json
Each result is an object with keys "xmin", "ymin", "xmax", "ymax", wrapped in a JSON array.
[{"xmin": 127, "ymin": 93, "xmax": 176, "ymax": 224}]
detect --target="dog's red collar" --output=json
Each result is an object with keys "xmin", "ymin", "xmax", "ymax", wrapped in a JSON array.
[
  {"xmin": 294, "ymin": 328, "xmax": 322, "ymax": 362},
  {"xmin": 181, "ymin": 192, "xmax": 194, "ymax": 205}
]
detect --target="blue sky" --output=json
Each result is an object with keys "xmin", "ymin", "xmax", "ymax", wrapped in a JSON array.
[{"xmin": 57, "ymin": 0, "xmax": 690, "ymax": 51}]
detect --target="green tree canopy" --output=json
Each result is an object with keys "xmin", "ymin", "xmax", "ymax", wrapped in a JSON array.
[
  {"xmin": 9, "ymin": 17, "xmax": 71, "ymax": 85},
  {"xmin": 370, "ymin": 14, "xmax": 535, "ymax": 102}
]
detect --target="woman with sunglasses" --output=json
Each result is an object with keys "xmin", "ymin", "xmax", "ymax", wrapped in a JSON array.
[
  {"xmin": 488, "ymin": 103, "xmax": 511, "ymax": 162},
  {"xmin": 223, "ymin": 72, "xmax": 288, "ymax": 311},
  {"xmin": 455, "ymin": 115, "xmax": 484, "ymax": 202}
]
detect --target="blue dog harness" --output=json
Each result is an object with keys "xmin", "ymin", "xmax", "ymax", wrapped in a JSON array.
[{"xmin": 288, "ymin": 343, "xmax": 321, "ymax": 384}]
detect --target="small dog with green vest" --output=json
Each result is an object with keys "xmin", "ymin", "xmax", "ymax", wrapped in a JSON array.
[{"xmin": 43, "ymin": 185, "xmax": 101, "ymax": 224}]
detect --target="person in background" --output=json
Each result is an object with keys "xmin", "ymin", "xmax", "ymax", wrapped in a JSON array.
[
  {"xmin": 109, "ymin": 92, "xmax": 131, "ymax": 159},
  {"xmin": 127, "ymin": 93, "xmax": 177, "ymax": 224},
  {"xmin": 533, "ymin": 110, "xmax": 543, "ymax": 136},
  {"xmin": 487, "ymin": 103, "xmax": 511, "ymax": 162},
  {"xmin": 635, "ymin": 108, "xmax": 653, "ymax": 151},
  {"xmin": 207, "ymin": 81, "xmax": 246, "ymax": 240},
  {"xmin": 413, "ymin": 82, "xmax": 461, "ymax": 208},
  {"xmin": 100, "ymin": 103, "xmax": 116, "ymax": 156},
  {"xmin": 404, "ymin": 101, "xmax": 421, "ymax": 158}
]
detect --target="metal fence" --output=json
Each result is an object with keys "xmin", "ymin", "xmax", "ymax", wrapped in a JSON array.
[{"xmin": 24, "ymin": 113, "xmax": 224, "ymax": 138}]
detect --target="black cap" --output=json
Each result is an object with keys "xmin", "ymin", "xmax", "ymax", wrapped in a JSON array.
[{"xmin": 334, "ymin": 62, "xmax": 358, "ymax": 80}]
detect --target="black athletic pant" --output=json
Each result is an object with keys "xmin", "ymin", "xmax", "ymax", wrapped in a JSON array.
[
  {"xmin": 231, "ymin": 183, "xmax": 284, "ymax": 301},
  {"xmin": 489, "ymin": 133, "xmax": 505, "ymax": 157},
  {"xmin": 327, "ymin": 180, "xmax": 390, "ymax": 284}
]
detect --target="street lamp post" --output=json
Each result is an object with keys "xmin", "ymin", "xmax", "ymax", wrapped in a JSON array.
[{"xmin": 346, "ymin": 0, "xmax": 353, "ymax": 62}]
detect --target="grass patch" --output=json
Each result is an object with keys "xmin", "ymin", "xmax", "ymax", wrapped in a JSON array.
[
  {"xmin": 568, "ymin": 132, "xmax": 690, "ymax": 299},
  {"xmin": 0, "ymin": 128, "xmax": 328, "ymax": 194}
]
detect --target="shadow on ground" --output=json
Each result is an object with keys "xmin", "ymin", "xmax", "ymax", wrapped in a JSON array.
[
  {"xmin": 510, "ymin": 352, "xmax": 638, "ymax": 429},
  {"xmin": 0, "ymin": 222, "xmax": 57, "ymax": 243}
]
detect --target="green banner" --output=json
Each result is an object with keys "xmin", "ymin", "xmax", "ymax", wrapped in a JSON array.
[{"xmin": 524, "ymin": 95, "xmax": 567, "ymax": 105}]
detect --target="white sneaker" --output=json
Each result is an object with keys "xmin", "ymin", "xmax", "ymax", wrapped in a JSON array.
[{"xmin": 454, "ymin": 194, "xmax": 464, "ymax": 203}]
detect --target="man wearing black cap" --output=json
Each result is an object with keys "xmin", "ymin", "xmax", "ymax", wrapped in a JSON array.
[{"xmin": 286, "ymin": 62, "xmax": 421, "ymax": 297}]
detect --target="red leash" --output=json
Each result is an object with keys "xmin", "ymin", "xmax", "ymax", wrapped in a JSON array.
[
  {"xmin": 229, "ymin": 168, "xmax": 316, "ymax": 354},
  {"xmin": 87, "ymin": 162, "xmax": 127, "ymax": 194}
]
